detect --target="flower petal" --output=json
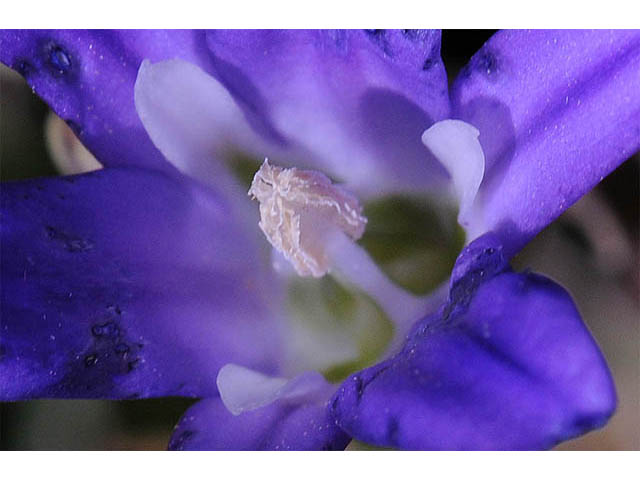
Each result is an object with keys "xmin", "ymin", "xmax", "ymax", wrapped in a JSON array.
[
  {"xmin": 452, "ymin": 30, "xmax": 640, "ymax": 255},
  {"xmin": 421, "ymin": 119, "xmax": 485, "ymax": 229},
  {"xmin": 134, "ymin": 58, "xmax": 269, "ymax": 188},
  {"xmin": 216, "ymin": 364, "xmax": 332, "ymax": 416},
  {"xmin": 203, "ymin": 29, "xmax": 451, "ymax": 195},
  {"xmin": 0, "ymin": 29, "xmax": 208, "ymax": 171},
  {"xmin": 0, "ymin": 168, "xmax": 281, "ymax": 400},
  {"xmin": 330, "ymin": 235, "xmax": 616, "ymax": 450},
  {"xmin": 169, "ymin": 396, "xmax": 350, "ymax": 450}
]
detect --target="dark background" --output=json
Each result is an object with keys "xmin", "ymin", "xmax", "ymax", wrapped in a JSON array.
[{"xmin": 1, "ymin": 30, "xmax": 638, "ymax": 450}]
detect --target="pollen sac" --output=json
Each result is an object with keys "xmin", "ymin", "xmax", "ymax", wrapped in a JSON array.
[{"xmin": 248, "ymin": 160, "xmax": 367, "ymax": 277}]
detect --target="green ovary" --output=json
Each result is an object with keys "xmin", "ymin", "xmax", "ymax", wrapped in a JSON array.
[
  {"xmin": 287, "ymin": 275, "xmax": 394, "ymax": 383},
  {"xmin": 359, "ymin": 194, "xmax": 465, "ymax": 295},
  {"xmin": 286, "ymin": 195, "xmax": 465, "ymax": 382}
]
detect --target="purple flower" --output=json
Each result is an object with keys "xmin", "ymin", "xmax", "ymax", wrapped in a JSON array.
[{"xmin": 1, "ymin": 29, "xmax": 638, "ymax": 450}]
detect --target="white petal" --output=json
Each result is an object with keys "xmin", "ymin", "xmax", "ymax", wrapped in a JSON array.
[
  {"xmin": 134, "ymin": 59, "xmax": 265, "ymax": 182},
  {"xmin": 421, "ymin": 119, "xmax": 485, "ymax": 229},
  {"xmin": 216, "ymin": 364, "xmax": 330, "ymax": 416}
]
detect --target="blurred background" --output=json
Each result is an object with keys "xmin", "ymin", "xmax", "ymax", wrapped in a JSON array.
[{"xmin": 1, "ymin": 30, "xmax": 638, "ymax": 450}]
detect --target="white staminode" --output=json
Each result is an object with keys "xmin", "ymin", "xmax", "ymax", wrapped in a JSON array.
[
  {"xmin": 421, "ymin": 119, "xmax": 485, "ymax": 229},
  {"xmin": 216, "ymin": 363, "xmax": 332, "ymax": 415},
  {"xmin": 249, "ymin": 160, "xmax": 428, "ymax": 338},
  {"xmin": 248, "ymin": 159, "xmax": 367, "ymax": 277}
]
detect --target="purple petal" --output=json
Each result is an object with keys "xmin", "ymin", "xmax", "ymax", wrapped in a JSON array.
[
  {"xmin": 452, "ymin": 30, "xmax": 640, "ymax": 256},
  {"xmin": 0, "ymin": 30, "xmax": 209, "ymax": 171},
  {"xmin": 204, "ymin": 29, "xmax": 451, "ymax": 194},
  {"xmin": 0, "ymin": 168, "xmax": 281, "ymax": 400},
  {"xmin": 330, "ymin": 235, "xmax": 616, "ymax": 450},
  {"xmin": 169, "ymin": 396, "xmax": 350, "ymax": 450}
]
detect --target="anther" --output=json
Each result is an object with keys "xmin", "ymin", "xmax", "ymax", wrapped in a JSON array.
[
  {"xmin": 249, "ymin": 160, "xmax": 430, "ymax": 345},
  {"xmin": 248, "ymin": 159, "xmax": 367, "ymax": 278}
]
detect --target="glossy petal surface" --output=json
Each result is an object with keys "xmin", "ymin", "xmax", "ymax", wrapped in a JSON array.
[
  {"xmin": 452, "ymin": 29, "xmax": 640, "ymax": 254},
  {"xmin": 204, "ymin": 29, "xmax": 451, "ymax": 195},
  {"xmin": 0, "ymin": 29, "xmax": 210, "ymax": 171},
  {"xmin": 0, "ymin": 168, "xmax": 281, "ymax": 400},
  {"xmin": 169, "ymin": 396, "xmax": 350, "ymax": 450},
  {"xmin": 331, "ymin": 235, "xmax": 616, "ymax": 450}
]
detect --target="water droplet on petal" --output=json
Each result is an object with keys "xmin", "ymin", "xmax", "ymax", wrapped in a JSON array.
[
  {"xmin": 48, "ymin": 45, "xmax": 72, "ymax": 74},
  {"xmin": 127, "ymin": 359, "xmax": 140, "ymax": 372},
  {"xmin": 15, "ymin": 59, "xmax": 34, "ymax": 77},
  {"xmin": 91, "ymin": 321, "xmax": 119, "ymax": 337},
  {"xmin": 114, "ymin": 343, "xmax": 130, "ymax": 356},
  {"xmin": 84, "ymin": 353, "xmax": 98, "ymax": 367}
]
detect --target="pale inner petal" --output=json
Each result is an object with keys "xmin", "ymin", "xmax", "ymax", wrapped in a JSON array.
[
  {"xmin": 134, "ymin": 59, "xmax": 267, "ymax": 184},
  {"xmin": 216, "ymin": 363, "xmax": 331, "ymax": 415},
  {"xmin": 421, "ymin": 119, "xmax": 485, "ymax": 230}
]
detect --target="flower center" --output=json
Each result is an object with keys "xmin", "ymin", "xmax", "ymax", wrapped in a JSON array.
[
  {"xmin": 215, "ymin": 118, "xmax": 483, "ymax": 414},
  {"xmin": 247, "ymin": 160, "xmax": 463, "ymax": 381}
]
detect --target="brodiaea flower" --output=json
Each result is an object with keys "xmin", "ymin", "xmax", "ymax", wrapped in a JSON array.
[{"xmin": 1, "ymin": 29, "xmax": 638, "ymax": 450}]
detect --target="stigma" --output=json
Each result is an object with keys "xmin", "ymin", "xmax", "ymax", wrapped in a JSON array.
[{"xmin": 248, "ymin": 159, "xmax": 367, "ymax": 277}]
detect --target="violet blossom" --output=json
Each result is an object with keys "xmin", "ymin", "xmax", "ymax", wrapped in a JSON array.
[{"xmin": 1, "ymin": 29, "xmax": 639, "ymax": 450}]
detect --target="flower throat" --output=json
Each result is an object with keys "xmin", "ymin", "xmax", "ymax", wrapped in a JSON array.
[{"xmin": 248, "ymin": 160, "xmax": 464, "ymax": 381}]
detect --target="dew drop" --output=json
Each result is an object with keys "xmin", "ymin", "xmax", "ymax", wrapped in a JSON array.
[
  {"xmin": 91, "ymin": 321, "xmax": 119, "ymax": 337},
  {"xmin": 353, "ymin": 375, "xmax": 364, "ymax": 399},
  {"xmin": 401, "ymin": 29, "xmax": 421, "ymax": 40},
  {"xmin": 114, "ymin": 343, "xmax": 130, "ymax": 356},
  {"xmin": 106, "ymin": 304, "xmax": 122, "ymax": 315},
  {"xmin": 422, "ymin": 58, "xmax": 434, "ymax": 70},
  {"xmin": 91, "ymin": 324, "xmax": 103, "ymax": 336},
  {"xmin": 84, "ymin": 353, "xmax": 98, "ymax": 367},
  {"xmin": 48, "ymin": 45, "xmax": 72, "ymax": 73},
  {"xmin": 475, "ymin": 49, "xmax": 497, "ymax": 76},
  {"xmin": 15, "ymin": 59, "xmax": 34, "ymax": 77},
  {"xmin": 44, "ymin": 225, "xmax": 57, "ymax": 239},
  {"xmin": 127, "ymin": 358, "xmax": 140, "ymax": 372}
]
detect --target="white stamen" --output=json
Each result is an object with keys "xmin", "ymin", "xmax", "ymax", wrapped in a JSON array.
[
  {"xmin": 249, "ymin": 160, "xmax": 430, "ymax": 344},
  {"xmin": 325, "ymin": 230, "xmax": 427, "ymax": 335},
  {"xmin": 421, "ymin": 119, "xmax": 485, "ymax": 229},
  {"xmin": 248, "ymin": 159, "xmax": 367, "ymax": 277}
]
